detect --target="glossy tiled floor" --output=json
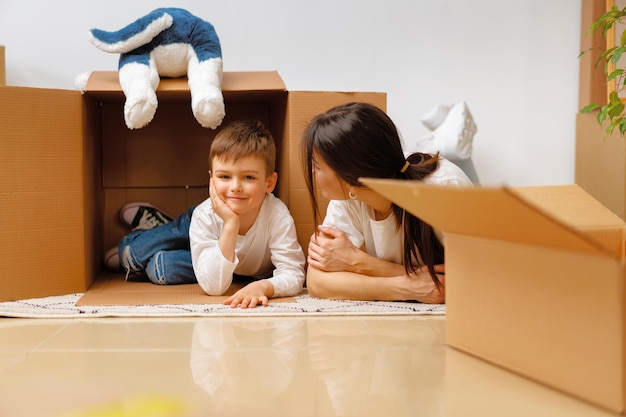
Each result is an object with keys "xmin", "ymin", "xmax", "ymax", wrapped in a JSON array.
[{"xmin": 0, "ymin": 316, "xmax": 615, "ymax": 417}]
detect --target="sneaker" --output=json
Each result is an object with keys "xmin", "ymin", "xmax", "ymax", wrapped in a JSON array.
[
  {"xmin": 104, "ymin": 247, "xmax": 121, "ymax": 272},
  {"xmin": 120, "ymin": 202, "xmax": 173, "ymax": 231},
  {"xmin": 431, "ymin": 102, "xmax": 476, "ymax": 161},
  {"xmin": 414, "ymin": 102, "xmax": 476, "ymax": 161}
]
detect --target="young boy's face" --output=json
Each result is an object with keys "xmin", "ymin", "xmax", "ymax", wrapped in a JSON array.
[{"xmin": 210, "ymin": 155, "xmax": 277, "ymax": 216}]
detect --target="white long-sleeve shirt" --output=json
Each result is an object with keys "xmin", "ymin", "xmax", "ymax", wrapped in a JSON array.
[
  {"xmin": 323, "ymin": 158, "xmax": 473, "ymax": 262},
  {"xmin": 189, "ymin": 193, "xmax": 306, "ymax": 297}
]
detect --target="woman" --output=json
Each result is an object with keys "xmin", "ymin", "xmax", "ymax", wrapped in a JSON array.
[{"xmin": 301, "ymin": 102, "xmax": 472, "ymax": 304}]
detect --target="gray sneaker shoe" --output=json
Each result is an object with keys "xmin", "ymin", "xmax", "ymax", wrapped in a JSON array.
[
  {"xmin": 120, "ymin": 202, "xmax": 173, "ymax": 231},
  {"xmin": 103, "ymin": 246, "xmax": 121, "ymax": 272}
]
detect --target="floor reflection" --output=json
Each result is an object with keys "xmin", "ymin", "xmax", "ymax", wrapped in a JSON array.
[
  {"xmin": 189, "ymin": 317, "xmax": 445, "ymax": 417},
  {"xmin": 190, "ymin": 318, "xmax": 306, "ymax": 415}
]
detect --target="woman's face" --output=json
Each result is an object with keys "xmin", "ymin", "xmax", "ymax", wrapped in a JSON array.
[{"xmin": 312, "ymin": 150, "xmax": 348, "ymax": 200}]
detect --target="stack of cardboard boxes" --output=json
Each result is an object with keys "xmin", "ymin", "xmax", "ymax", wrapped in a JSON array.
[{"xmin": 0, "ymin": 58, "xmax": 385, "ymax": 302}]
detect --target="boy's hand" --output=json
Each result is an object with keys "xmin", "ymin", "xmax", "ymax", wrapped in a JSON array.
[
  {"xmin": 223, "ymin": 280, "xmax": 274, "ymax": 309},
  {"xmin": 209, "ymin": 176, "xmax": 238, "ymax": 225}
]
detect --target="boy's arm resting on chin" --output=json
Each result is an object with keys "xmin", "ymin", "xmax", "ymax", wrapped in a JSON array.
[{"xmin": 189, "ymin": 200, "xmax": 237, "ymax": 296}]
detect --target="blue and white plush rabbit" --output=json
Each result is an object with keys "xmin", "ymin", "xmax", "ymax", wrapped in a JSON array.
[{"xmin": 88, "ymin": 8, "xmax": 225, "ymax": 130}]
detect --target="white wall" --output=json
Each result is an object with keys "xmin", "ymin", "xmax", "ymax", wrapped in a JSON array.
[{"xmin": 0, "ymin": 0, "xmax": 581, "ymax": 187}]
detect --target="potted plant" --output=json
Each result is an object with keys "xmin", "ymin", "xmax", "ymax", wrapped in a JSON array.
[{"xmin": 580, "ymin": 4, "xmax": 626, "ymax": 135}]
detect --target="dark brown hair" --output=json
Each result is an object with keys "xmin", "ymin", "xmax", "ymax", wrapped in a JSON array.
[
  {"xmin": 301, "ymin": 102, "xmax": 444, "ymax": 288},
  {"xmin": 210, "ymin": 120, "xmax": 276, "ymax": 175}
]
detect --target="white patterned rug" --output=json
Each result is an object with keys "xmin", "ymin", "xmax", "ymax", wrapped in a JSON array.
[{"xmin": 0, "ymin": 293, "xmax": 445, "ymax": 318}]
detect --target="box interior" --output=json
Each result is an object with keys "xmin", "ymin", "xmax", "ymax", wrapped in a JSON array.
[{"xmin": 85, "ymin": 71, "xmax": 288, "ymax": 284}]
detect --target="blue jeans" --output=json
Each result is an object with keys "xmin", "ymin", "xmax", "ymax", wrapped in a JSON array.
[{"xmin": 118, "ymin": 206, "xmax": 197, "ymax": 285}]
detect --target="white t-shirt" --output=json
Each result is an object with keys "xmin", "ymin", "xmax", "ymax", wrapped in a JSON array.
[
  {"xmin": 322, "ymin": 158, "xmax": 473, "ymax": 262},
  {"xmin": 189, "ymin": 193, "xmax": 306, "ymax": 297}
]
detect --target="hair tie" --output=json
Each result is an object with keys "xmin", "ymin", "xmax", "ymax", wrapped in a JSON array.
[{"xmin": 400, "ymin": 160, "xmax": 410, "ymax": 173}]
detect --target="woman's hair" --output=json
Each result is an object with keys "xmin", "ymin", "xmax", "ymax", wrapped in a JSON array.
[
  {"xmin": 209, "ymin": 119, "xmax": 276, "ymax": 175},
  {"xmin": 301, "ymin": 102, "xmax": 444, "ymax": 288}
]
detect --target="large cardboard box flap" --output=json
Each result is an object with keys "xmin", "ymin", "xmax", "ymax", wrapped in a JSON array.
[
  {"xmin": 85, "ymin": 70, "xmax": 286, "ymax": 102},
  {"xmin": 361, "ymin": 179, "xmax": 626, "ymax": 414},
  {"xmin": 359, "ymin": 180, "xmax": 624, "ymax": 259},
  {"xmin": 0, "ymin": 86, "xmax": 92, "ymax": 300}
]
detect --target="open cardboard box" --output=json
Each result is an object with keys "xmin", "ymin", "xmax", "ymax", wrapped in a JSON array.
[
  {"xmin": 576, "ymin": 112, "xmax": 626, "ymax": 221},
  {"xmin": 0, "ymin": 70, "xmax": 385, "ymax": 302},
  {"xmin": 360, "ymin": 179, "xmax": 626, "ymax": 415}
]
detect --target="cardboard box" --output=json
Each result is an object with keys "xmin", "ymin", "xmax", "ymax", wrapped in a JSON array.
[
  {"xmin": 0, "ymin": 71, "xmax": 385, "ymax": 302},
  {"xmin": 360, "ymin": 179, "xmax": 626, "ymax": 414},
  {"xmin": 576, "ymin": 112, "xmax": 626, "ymax": 221},
  {"xmin": 0, "ymin": 45, "xmax": 5, "ymax": 86}
]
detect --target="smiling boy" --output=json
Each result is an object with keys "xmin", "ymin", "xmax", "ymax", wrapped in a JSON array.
[{"xmin": 189, "ymin": 120, "xmax": 306, "ymax": 308}]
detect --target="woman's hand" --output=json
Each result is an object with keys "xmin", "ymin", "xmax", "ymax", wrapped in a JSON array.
[
  {"xmin": 223, "ymin": 280, "xmax": 274, "ymax": 309},
  {"xmin": 307, "ymin": 226, "xmax": 362, "ymax": 272},
  {"xmin": 404, "ymin": 264, "xmax": 446, "ymax": 304}
]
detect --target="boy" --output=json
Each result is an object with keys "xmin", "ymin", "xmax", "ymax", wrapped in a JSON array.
[{"xmin": 114, "ymin": 120, "xmax": 306, "ymax": 308}]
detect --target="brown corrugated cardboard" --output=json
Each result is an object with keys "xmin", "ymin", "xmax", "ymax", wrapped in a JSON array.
[
  {"xmin": 576, "ymin": 112, "xmax": 626, "ymax": 221},
  {"xmin": 284, "ymin": 91, "xmax": 387, "ymax": 252},
  {"xmin": 360, "ymin": 179, "xmax": 626, "ymax": 415},
  {"xmin": 0, "ymin": 70, "xmax": 385, "ymax": 302},
  {"xmin": 0, "ymin": 86, "xmax": 91, "ymax": 301},
  {"xmin": 0, "ymin": 45, "xmax": 5, "ymax": 86},
  {"xmin": 75, "ymin": 273, "xmax": 294, "ymax": 306}
]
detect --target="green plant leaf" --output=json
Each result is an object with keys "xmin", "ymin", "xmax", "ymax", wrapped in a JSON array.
[
  {"xmin": 596, "ymin": 46, "xmax": 618, "ymax": 68},
  {"xmin": 621, "ymin": 29, "xmax": 626, "ymax": 47},
  {"xmin": 608, "ymin": 69, "xmax": 625, "ymax": 81},
  {"xmin": 582, "ymin": 4, "xmax": 626, "ymax": 137},
  {"xmin": 578, "ymin": 47, "xmax": 597, "ymax": 59},
  {"xmin": 598, "ymin": 106, "xmax": 608, "ymax": 125},
  {"xmin": 608, "ymin": 102, "xmax": 624, "ymax": 118},
  {"xmin": 580, "ymin": 103, "xmax": 600, "ymax": 114},
  {"xmin": 612, "ymin": 46, "xmax": 626, "ymax": 64}
]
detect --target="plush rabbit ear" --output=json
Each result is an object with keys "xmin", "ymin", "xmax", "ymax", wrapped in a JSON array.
[{"xmin": 414, "ymin": 102, "xmax": 477, "ymax": 161}]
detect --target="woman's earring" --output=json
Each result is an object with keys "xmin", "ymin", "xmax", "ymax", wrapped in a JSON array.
[{"xmin": 348, "ymin": 188, "xmax": 358, "ymax": 200}]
